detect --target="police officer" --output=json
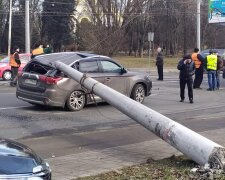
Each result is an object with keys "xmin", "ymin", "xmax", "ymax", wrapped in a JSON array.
[
  {"xmin": 10, "ymin": 46, "xmax": 21, "ymax": 87},
  {"xmin": 205, "ymin": 49, "xmax": 217, "ymax": 91}
]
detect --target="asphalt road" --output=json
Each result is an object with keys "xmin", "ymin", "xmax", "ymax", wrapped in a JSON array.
[{"xmin": 0, "ymin": 71, "xmax": 225, "ymax": 179}]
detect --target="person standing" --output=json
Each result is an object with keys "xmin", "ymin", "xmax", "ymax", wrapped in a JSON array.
[
  {"xmin": 177, "ymin": 54, "xmax": 195, "ymax": 103},
  {"xmin": 156, "ymin": 47, "xmax": 164, "ymax": 80},
  {"xmin": 31, "ymin": 44, "xmax": 44, "ymax": 58},
  {"xmin": 215, "ymin": 52, "xmax": 223, "ymax": 90},
  {"xmin": 10, "ymin": 46, "xmax": 21, "ymax": 87},
  {"xmin": 205, "ymin": 49, "xmax": 217, "ymax": 91},
  {"xmin": 192, "ymin": 48, "xmax": 205, "ymax": 89}
]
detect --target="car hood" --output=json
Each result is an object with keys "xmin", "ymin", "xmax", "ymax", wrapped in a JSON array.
[
  {"xmin": 126, "ymin": 69, "xmax": 150, "ymax": 76},
  {"xmin": 0, "ymin": 138, "xmax": 39, "ymax": 160},
  {"xmin": 0, "ymin": 63, "xmax": 8, "ymax": 67}
]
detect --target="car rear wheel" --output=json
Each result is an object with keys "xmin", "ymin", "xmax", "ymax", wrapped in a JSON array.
[
  {"xmin": 2, "ymin": 70, "xmax": 12, "ymax": 81},
  {"xmin": 131, "ymin": 84, "xmax": 145, "ymax": 103},
  {"xmin": 66, "ymin": 90, "xmax": 86, "ymax": 111}
]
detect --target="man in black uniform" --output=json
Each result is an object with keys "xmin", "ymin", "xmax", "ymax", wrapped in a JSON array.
[{"xmin": 177, "ymin": 54, "xmax": 195, "ymax": 103}]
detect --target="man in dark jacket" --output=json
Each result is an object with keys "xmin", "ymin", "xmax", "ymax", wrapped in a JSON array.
[
  {"xmin": 215, "ymin": 52, "xmax": 223, "ymax": 90},
  {"xmin": 156, "ymin": 47, "xmax": 164, "ymax": 80},
  {"xmin": 177, "ymin": 54, "xmax": 195, "ymax": 103}
]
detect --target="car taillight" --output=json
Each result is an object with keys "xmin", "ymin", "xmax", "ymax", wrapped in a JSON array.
[
  {"xmin": 46, "ymin": 77, "xmax": 63, "ymax": 84},
  {"xmin": 40, "ymin": 76, "xmax": 62, "ymax": 85}
]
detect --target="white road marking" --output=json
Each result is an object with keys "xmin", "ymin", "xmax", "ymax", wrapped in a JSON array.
[{"xmin": 0, "ymin": 106, "xmax": 31, "ymax": 110}]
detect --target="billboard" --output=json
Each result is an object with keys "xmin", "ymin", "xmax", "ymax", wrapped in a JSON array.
[{"xmin": 208, "ymin": 0, "xmax": 225, "ymax": 23}]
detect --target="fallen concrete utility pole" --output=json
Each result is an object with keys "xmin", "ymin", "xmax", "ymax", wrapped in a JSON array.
[{"xmin": 55, "ymin": 61, "xmax": 225, "ymax": 170}]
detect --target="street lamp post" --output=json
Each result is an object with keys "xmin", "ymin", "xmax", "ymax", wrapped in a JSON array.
[
  {"xmin": 197, "ymin": 0, "xmax": 201, "ymax": 50},
  {"xmin": 25, "ymin": 0, "xmax": 30, "ymax": 54},
  {"xmin": 8, "ymin": 0, "xmax": 13, "ymax": 57}
]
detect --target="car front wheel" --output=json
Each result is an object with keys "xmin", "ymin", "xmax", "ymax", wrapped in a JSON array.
[
  {"xmin": 2, "ymin": 70, "xmax": 12, "ymax": 81},
  {"xmin": 131, "ymin": 84, "xmax": 145, "ymax": 103},
  {"xmin": 66, "ymin": 90, "xmax": 86, "ymax": 111}
]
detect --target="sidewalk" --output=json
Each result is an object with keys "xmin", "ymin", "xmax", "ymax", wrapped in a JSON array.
[{"xmin": 47, "ymin": 128, "xmax": 225, "ymax": 180}]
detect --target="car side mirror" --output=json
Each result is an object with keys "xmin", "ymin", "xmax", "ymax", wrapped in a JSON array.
[
  {"xmin": 121, "ymin": 67, "xmax": 127, "ymax": 74},
  {"xmin": 33, "ymin": 165, "xmax": 43, "ymax": 174}
]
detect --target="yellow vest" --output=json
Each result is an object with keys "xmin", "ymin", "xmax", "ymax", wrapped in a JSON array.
[
  {"xmin": 32, "ymin": 48, "xmax": 44, "ymax": 56},
  {"xmin": 207, "ymin": 54, "xmax": 217, "ymax": 70}
]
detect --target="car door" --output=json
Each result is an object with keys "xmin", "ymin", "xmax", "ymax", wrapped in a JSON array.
[
  {"xmin": 98, "ymin": 58, "xmax": 127, "ymax": 95},
  {"xmin": 77, "ymin": 58, "xmax": 105, "ymax": 102}
]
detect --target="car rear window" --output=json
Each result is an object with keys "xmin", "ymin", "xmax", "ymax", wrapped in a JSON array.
[{"xmin": 24, "ymin": 61, "xmax": 53, "ymax": 75}]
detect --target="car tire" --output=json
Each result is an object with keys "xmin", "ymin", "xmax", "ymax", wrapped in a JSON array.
[
  {"xmin": 66, "ymin": 90, "xmax": 86, "ymax": 111},
  {"xmin": 2, "ymin": 70, "xmax": 12, "ymax": 81},
  {"xmin": 131, "ymin": 84, "xmax": 145, "ymax": 103}
]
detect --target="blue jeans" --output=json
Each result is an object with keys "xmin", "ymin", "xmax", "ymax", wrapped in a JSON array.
[
  {"xmin": 216, "ymin": 70, "xmax": 220, "ymax": 89},
  {"xmin": 207, "ymin": 70, "xmax": 216, "ymax": 90}
]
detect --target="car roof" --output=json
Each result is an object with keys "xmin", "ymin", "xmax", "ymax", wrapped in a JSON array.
[
  {"xmin": 0, "ymin": 138, "xmax": 38, "ymax": 160},
  {"xmin": 200, "ymin": 49, "xmax": 225, "ymax": 57},
  {"xmin": 33, "ymin": 52, "xmax": 97, "ymax": 66}
]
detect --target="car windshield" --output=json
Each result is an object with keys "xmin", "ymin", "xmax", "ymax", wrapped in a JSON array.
[
  {"xmin": 0, "ymin": 57, "xmax": 9, "ymax": 63},
  {"xmin": 0, "ymin": 155, "xmax": 37, "ymax": 174}
]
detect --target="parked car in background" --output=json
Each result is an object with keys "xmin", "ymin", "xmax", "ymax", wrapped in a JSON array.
[
  {"xmin": 200, "ymin": 49, "xmax": 225, "ymax": 59},
  {"xmin": 0, "ymin": 138, "xmax": 51, "ymax": 179},
  {"xmin": 16, "ymin": 52, "xmax": 152, "ymax": 111},
  {"xmin": 0, "ymin": 53, "xmax": 31, "ymax": 81},
  {"xmin": 200, "ymin": 49, "xmax": 225, "ymax": 70}
]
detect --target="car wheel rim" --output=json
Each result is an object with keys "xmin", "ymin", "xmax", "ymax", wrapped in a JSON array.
[
  {"xmin": 4, "ymin": 72, "xmax": 12, "ymax": 80},
  {"xmin": 135, "ymin": 86, "xmax": 145, "ymax": 103},
  {"xmin": 69, "ymin": 91, "xmax": 84, "ymax": 110}
]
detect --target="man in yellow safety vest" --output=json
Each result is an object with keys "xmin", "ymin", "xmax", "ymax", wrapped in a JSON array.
[{"xmin": 205, "ymin": 49, "xmax": 217, "ymax": 91}]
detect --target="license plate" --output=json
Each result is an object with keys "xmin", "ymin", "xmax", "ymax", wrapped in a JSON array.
[{"xmin": 24, "ymin": 79, "xmax": 37, "ymax": 85}]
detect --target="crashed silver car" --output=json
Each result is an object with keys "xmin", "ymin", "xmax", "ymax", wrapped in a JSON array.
[
  {"xmin": 16, "ymin": 52, "xmax": 152, "ymax": 111},
  {"xmin": 0, "ymin": 138, "xmax": 51, "ymax": 179}
]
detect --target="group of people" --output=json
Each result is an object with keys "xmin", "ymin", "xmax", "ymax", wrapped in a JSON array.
[
  {"xmin": 155, "ymin": 47, "xmax": 224, "ymax": 104},
  {"xmin": 177, "ymin": 48, "xmax": 223, "ymax": 103}
]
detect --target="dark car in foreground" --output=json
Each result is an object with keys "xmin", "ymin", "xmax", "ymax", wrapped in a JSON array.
[
  {"xmin": 0, "ymin": 138, "xmax": 51, "ymax": 179},
  {"xmin": 16, "ymin": 52, "xmax": 152, "ymax": 111}
]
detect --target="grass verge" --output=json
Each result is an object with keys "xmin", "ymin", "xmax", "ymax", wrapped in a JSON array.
[
  {"xmin": 113, "ymin": 56, "xmax": 179, "ymax": 69},
  {"xmin": 76, "ymin": 156, "xmax": 225, "ymax": 180}
]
